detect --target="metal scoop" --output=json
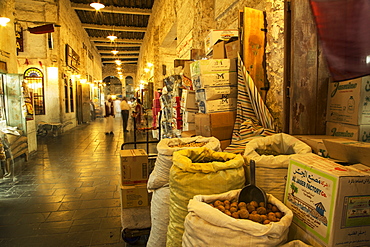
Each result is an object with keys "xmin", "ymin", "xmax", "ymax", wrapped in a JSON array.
[{"xmin": 238, "ymin": 160, "xmax": 267, "ymax": 205}]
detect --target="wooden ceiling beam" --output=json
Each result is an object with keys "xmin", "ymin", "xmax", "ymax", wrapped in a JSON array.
[
  {"xmin": 101, "ymin": 55, "xmax": 139, "ymax": 59},
  {"xmin": 71, "ymin": 3, "xmax": 152, "ymax": 15},
  {"xmin": 90, "ymin": 37, "xmax": 143, "ymax": 43},
  {"xmin": 95, "ymin": 43, "xmax": 141, "ymax": 47},
  {"xmin": 82, "ymin": 24, "xmax": 146, "ymax": 32}
]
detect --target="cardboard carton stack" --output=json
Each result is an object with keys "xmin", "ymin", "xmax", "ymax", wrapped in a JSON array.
[
  {"xmin": 285, "ymin": 153, "xmax": 370, "ymax": 246},
  {"xmin": 204, "ymin": 29, "xmax": 238, "ymax": 56},
  {"xmin": 190, "ymin": 59, "xmax": 238, "ymax": 114},
  {"xmin": 119, "ymin": 149, "xmax": 150, "ymax": 209},
  {"xmin": 189, "ymin": 58, "xmax": 238, "ymax": 150},
  {"xmin": 326, "ymin": 75, "xmax": 370, "ymax": 142},
  {"xmin": 180, "ymin": 89, "xmax": 197, "ymax": 132}
]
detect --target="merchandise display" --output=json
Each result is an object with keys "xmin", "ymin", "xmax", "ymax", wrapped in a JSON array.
[
  {"xmin": 166, "ymin": 147, "xmax": 246, "ymax": 247},
  {"xmin": 243, "ymin": 133, "xmax": 312, "ymax": 201},
  {"xmin": 182, "ymin": 190, "xmax": 293, "ymax": 247}
]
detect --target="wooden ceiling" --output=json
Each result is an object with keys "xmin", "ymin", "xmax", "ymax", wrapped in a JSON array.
[{"xmin": 69, "ymin": 0, "xmax": 155, "ymax": 65}]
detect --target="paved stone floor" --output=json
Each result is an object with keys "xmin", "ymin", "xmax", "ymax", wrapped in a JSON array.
[{"xmin": 0, "ymin": 116, "xmax": 157, "ymax": 247}]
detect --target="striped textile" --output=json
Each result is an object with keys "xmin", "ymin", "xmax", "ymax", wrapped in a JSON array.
[{"xmin": 224, "ymin": 55, "xmax": 275, "ymax": 154}]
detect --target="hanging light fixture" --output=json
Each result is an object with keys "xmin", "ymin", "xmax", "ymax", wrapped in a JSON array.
[
  {"xmin": 0, "ymin": 17, "xmax": 10, "ymax": 26},
  {"xmin": 111, "ymin": 49, "xmax": 119, "ymax": 55},
  {"xmin": 90, "ymin": 2, "xmax": 105, "ymax": 11},
  {"xmin": 115, "ymin": 60, "xmax": 122, "ymax": 65},
  {"xmin": 116, "ymin": 67, "xmax": 122, "ymax": 71},
  {"xmin": 107, "ymin": 35, "xmax": 117, "ymax": 41}
]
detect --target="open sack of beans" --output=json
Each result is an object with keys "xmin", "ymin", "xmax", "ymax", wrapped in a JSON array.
[
  {"xmin": 182, "ymin": 189, "xmax": 293, "ymax": 247},
  {"xmin": 166, "ymin": 147, "xmax": 246, "ymax": 247},
  {"xmin": 147, "ymin": 136, "xmax": 220, "ymax": 191},
  {"xmin": 244, "ymin": 133, "xmax": 311, "ymax": 201}
]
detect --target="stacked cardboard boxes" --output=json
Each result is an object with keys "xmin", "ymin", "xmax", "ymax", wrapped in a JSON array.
[
  {"xmin": 189, "ymin": 58, "xmax": 237, "ymax": 150},
  {"xmin": 326, "ymin": 76, "xmax": 370, "ymax": 142},
  {"xmin": 190, "ymin": 59, "xmax": 237, "ymax": 114},
  {"xmin": 180, "ymin": 89, "xmax": 198, "ymax": 131},
  {"xmin": 204, "ymin": 29, "xmax": 238, "ymax": 56},
  {"xmin": 119, "ymin": 149, "xmax": 150, "ymax": 209}
]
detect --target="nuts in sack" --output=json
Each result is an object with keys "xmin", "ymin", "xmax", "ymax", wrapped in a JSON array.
[
  {"xmin": 169, "ymin": 142, "xmax": 206, "ymax": 148},
  {"xmin": 208, "ymin": 200, "xmax": 285, "ymax": 224}
]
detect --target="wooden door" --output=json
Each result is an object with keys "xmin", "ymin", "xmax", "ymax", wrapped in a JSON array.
[{"xmin": 286, "ymin": 0, "xmax": 330, "ymax": 134}]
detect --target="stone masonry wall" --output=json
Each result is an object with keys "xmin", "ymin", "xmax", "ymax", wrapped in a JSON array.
[{"xmin": 139, "ymin": 0, "xmax": 285, "ymax": 130}]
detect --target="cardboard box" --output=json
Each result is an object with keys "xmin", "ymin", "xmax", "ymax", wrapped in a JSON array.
[
  {"xmin": 182, "ymin": 61, "xmax": 193, "ymax": 90},
  {"xmin": 192, "ymin": 73, "xmax": 237, "ymax": 90},
  {"xmin": 220, "ymin": 139, "xmax": 231, "ymax": 151},
  {"xmin": 181, "ymin": 89, "xmax": 197, "ymax": 110},
  {"xmin": 183, "ymin": 122, "xmax": 195, "ymax": 131},
  {"xmin": 284, "ymin": 153, "xmax": 370, "ymax": 247},
  {"xmin": 326, "ymin": 121, "xmax": 370, "ymax": 142},
  {"xmin": 195, "ymin": 86, "xmax": 237, "ymax": 101},
  {"xmin": 293, "ymin": 135, "xmax": 341, "ymax": 158},
  {"xmin": 225, "ymin": 39, "xmax": 239, "ymax": 59},
  {"xmin": 198, "ymin": 98, "xmax": 237, "ymax": 113},
  {"xmin": 205, "ymin": 29, "xmax": 238, "ymax": 55},
  {"xmin": 323, "ymin": 138, "xmax": 370, "ymax": 166},
  {"xmin": 327, "ymin": 76, "xmax": 370, "ymax": 125},
  {"xmin": 120, "ymin": 184, "xmax": 149, "ymax": 208},
  {"xmin": 190, "ymin": 59, "xmax": 237, "ymax": 76},
  {"xmin": 212, "ymin": 41, "xmax": 226, "ymax": 59},
  {"xmin": 195, "ymin": 111, "xmax": 236, "ymax": 140},
  {"xmin": 120, "ymin": 149, "xmax": 149, "ymax": 185},
  {"xmin": 183, "ymin": 110, "xmax": 197, "ymax": 123},
  {"xmin": 181, "ymin": 130, "xmax": 196, "ymax": 138}
]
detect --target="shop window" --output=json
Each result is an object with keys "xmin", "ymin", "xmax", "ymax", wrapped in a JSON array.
[
  {"xmin": 64, "ymin": 78, "xmax": 69, "ymax": 113},
  {"xmin": 69, "ymin": 79, "xmax": 74, "ymax": 112},
  {"xmin": 24, "ymin": 68, "xmax": 45, "ymax": 115}
]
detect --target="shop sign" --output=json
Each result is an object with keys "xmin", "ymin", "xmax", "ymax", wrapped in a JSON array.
[
  {"xmin": 16, "ymin": 26, "xmax": 24, "ymax": 53},
  {"xmin": 65, "ymin": 44, "xmax": 80, "ymax": 70},
  {"xmin": 177, "ymin": 31, "xmax": 193, "ymax": 59}
]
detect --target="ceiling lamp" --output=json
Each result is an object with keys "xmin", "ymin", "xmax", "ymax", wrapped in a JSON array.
[
  {"xmin": 107, "ymin": 35, "xmax": 117, "ymax": 41},
  {"xmin": 115, "ymin": 60, "xmax": 122, "ymax": 65},
  {"xmin": 90, "ymin": 2, "xmax": 105, "ymax": 11},
  {"xmin": 111, "ymin": 50, "xmax": 119, "ymax": 55},
  {"xmin": 0, "ymin": 17, "xmax": 10, "ymax": 26}
]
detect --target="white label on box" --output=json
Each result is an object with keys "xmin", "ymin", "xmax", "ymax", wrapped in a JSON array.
[
  {"xmin": 198, "ymin": 98, "xmax": 237, "ymax": 113},
  {"xmin": 327, "ymin": 76, "xmax": 370, "ymax": 125},
  {"xmin": 286, "ymin": 160, "xmax": 335, "ymax": 242}
]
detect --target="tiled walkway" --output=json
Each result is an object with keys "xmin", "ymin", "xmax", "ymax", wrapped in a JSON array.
[{"xmin": 0, "ymin": 116, "xmax": 156, "ymax": 247}]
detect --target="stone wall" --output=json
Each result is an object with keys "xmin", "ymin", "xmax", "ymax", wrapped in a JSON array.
[
  {"xmin": 0, "ymin": 0, "xmax": 17, "ymax": 73},
  {"xmin": 138, "ymin": 0, "xmax": 285, "ymax": 130},
  {"xmin": 14, "ymin": 0, "xmax": 102, "ymax": 126}
]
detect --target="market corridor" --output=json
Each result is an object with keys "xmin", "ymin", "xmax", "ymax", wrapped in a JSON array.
[{"xmin": 0, "ymin": 116, "xmax": 155, "ymax": 247}]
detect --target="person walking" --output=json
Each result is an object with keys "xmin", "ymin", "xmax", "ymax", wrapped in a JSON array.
[
  {"xmin": 120, "ymin": 97, "xmax": 130, "ymax": 132},
  {"xmin": 133, "ymin": 98, "xmax": 143, "ymax": 129},
  {"xmin": 104, "ymin": 97, "xmax": 115, "ymax": 135}
]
